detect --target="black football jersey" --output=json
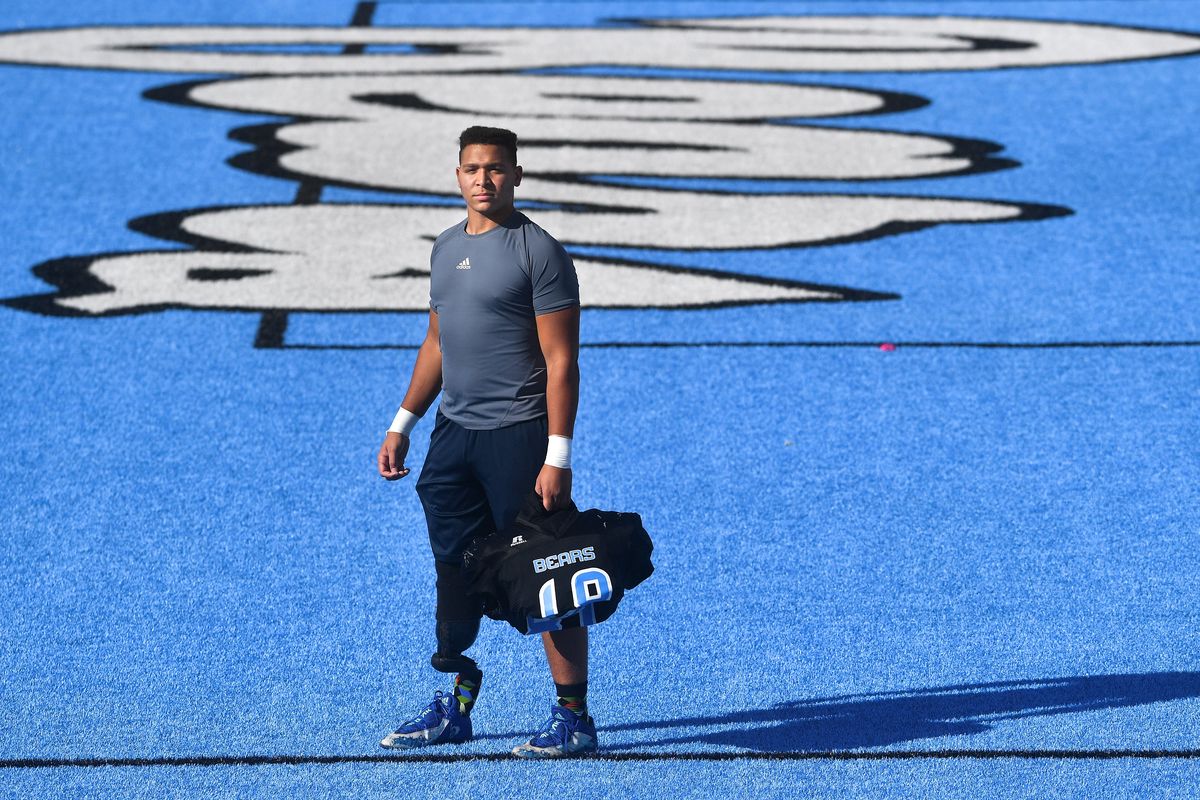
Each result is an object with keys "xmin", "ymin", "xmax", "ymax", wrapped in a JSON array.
[{"xmin": 462, "ymin": 496, "xmax": 654, "ymax": 635}]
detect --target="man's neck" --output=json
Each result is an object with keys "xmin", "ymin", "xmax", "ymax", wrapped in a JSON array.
[{"xmin": 464, "ymin": 206, "xmax": 516, "ymax": 235}]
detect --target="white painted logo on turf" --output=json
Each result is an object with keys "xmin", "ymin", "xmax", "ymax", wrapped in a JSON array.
[{"xmin": 0, "ymin": 16, "xmax": 1196, "ymax": 321}]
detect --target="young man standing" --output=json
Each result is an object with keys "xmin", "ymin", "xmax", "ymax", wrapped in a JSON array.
[{"xmin": 376, "ymin": 127, "xmax": 594, "ymax": 758}]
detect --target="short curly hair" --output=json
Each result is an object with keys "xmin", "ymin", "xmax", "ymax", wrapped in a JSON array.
[{"xmin": 458, "ymin": 126, "xmax": 518, "ymax": 165}]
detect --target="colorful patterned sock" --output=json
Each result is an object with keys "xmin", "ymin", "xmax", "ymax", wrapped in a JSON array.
[
  {"xmin": 555, "ymin": 681, "xmax": 588, "ymax": 718},
  {"xmin": 454, "ymin": 667, "xmax": 483, "ymax": 715}
]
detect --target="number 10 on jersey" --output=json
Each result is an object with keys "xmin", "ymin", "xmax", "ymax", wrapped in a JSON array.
[{"xmin": 527, "ymin": 567, "xmax": 614, "ymax": 633}]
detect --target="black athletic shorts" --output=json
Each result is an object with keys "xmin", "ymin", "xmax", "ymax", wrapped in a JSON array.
[{"xmin": 416, "ymin": 410, "xmax": 547, "ymax": 563}]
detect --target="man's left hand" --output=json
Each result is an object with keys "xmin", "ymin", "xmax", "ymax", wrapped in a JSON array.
[{"xmin": 535, "ymin": 464, "xmax": 572, "ymax": 511}]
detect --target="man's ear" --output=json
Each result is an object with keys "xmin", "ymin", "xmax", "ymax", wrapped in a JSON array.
[{"xmin": 514, "ymin": 165, "xmax": 523, "ymax": 186}]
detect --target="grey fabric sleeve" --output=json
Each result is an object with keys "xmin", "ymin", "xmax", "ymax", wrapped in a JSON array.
[{"xmin": 529, "ymin": 233, "xmax": 580, "ymax": 315}]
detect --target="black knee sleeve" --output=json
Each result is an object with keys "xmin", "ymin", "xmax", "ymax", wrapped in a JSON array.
[
  {"xmin": 432, "ymin": 560, "xmax": 483, "ymax": 675},
  {"xmin": 431, "ymin": 619, "xmax": 481, "ymax": 675}
]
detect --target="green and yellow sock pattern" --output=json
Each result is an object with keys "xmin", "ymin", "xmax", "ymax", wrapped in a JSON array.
[
  {"xmin": 557, "ymin": 695, "xmax": 586, "ymax": 717},
  {"xmin": 454, "ymin": 669, "xmax": 482, "ymax": 715},
  {"xmin": 555, "ymin": 681, "xmax": 588, "ymax": 718}
]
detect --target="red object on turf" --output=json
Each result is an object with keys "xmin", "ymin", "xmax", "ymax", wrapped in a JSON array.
[{"xmin": 880, "ymin": 342, "xmax": 897, "ymax": 352}]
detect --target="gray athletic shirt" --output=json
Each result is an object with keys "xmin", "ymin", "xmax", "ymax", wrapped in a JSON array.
[{"xmin": 429, "ymin": 212, "xmax": 579, "ymax": 429}]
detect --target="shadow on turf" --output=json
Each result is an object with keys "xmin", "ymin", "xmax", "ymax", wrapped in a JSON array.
[
  {"xmin": 8, "ymin": 673, "xmax": 1198, "ymax": 768},
  {"xmin": 579, "ymin": 672, "xmax": 1200, "ymax": 752}
]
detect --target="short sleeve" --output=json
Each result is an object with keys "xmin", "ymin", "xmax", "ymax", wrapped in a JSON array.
[
  {"xmin": 428, "ymin": 233, "xmax": 443, "ymax": 312},
  {"xmin": 529, "ymin": 235, "xmax": 580, "ymax": 316}
]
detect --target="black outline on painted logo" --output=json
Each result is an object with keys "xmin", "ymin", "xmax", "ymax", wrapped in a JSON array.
[
  {"xmin": 4, "ymin": 9, "xmax": 1198, "ymax": 348},
  {"xmin": 2, "ymin": 14, "xmax": 1197, "ymax": 73},
  {"xmin": 0, "ymin": 202, "xmax": 902, "ymax": 320},
  {"xmin": 145, "ymin": 73, "xmax": 1018, "ymax": 187}
]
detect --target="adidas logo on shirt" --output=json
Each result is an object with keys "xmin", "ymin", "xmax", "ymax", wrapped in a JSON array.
[{"xmin": 456, "ymin": 257, "xmax": 471, "ymax": 270}]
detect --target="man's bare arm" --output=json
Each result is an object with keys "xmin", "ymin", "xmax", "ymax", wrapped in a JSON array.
[
  {"xmin": 400, "ymin": 310, "xmax": 444, "ymax": 417},
  {"xmin": 378, "ymin": 310, "xmax": 443, "ymax": 480},
  {"xmin": 533, "ymin": 305, "xmax": 580, "ymax": 508}
]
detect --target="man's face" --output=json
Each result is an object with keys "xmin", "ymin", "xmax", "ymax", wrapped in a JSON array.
[{"xmin": 456, "ymin": 143, "xmax": 522, "ymax": 217}]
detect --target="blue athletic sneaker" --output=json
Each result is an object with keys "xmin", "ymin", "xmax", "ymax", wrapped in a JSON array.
[
  {"xmin": 380, "ymin": 690, "xmax": 473, "ymax": 749},
  {"xmin": 511, "ymin": 703, "xmax": 599, "ymax": 759}
]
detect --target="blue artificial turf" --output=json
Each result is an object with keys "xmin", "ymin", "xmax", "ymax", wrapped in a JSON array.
[{"xmin": 1, "ymin": 1, "xmax": 1198, "ymax": 797}]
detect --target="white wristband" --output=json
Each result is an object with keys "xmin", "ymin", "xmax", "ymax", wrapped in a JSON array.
[
  {"xmin": 545, "ymin": 435, "xmax": 573, "ymax": 469},
  {"xmin": 388, "ymin": 406, "xmax": 420, "ymax": 436}
]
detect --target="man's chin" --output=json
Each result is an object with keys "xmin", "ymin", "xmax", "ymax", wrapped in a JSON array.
[{"xmin": 471, "ymin": 202, "xmax": 515, "ymax": 219}]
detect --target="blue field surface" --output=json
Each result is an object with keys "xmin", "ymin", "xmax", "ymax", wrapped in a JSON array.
[{"xmin": 1, "ymin": 1, "xmax": 1198, "ymax": 798}]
